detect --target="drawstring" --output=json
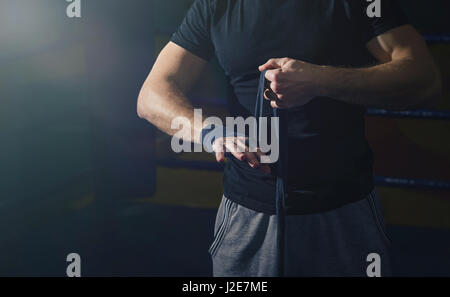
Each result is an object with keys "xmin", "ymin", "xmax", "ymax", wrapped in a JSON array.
[{"xmin": 255, "ymin": 70, "xmax": 288, "ymax": 277}]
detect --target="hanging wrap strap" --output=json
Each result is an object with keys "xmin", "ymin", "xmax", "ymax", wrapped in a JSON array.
[{"xmin": 255, "ymin": 70, "xmax": 288, "ymax": 277}]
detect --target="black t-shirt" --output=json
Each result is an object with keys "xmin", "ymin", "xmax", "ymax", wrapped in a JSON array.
[{"xmin": 171, "ymin": 0, "xmax": 409, "ymax": 214}]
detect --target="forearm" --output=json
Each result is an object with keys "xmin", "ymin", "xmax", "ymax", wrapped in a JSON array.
[
  {"xmin": 137, "ymin": 78, "xmax": 205, "ymax": 144},
  {"xmin": 320, "ymin": 57, "xmax": 441, "ymax": 110}
]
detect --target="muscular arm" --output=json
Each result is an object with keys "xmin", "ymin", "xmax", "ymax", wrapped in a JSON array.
[
  {"xmin": 137, "ymin": 41, "xmax": 208, "ymax": 143},
  {"xmin": 324, "ymin": 25, "xmax": 442, "ymax": 109},
  {"xmin": 138, "ymin": 42, "xmax": 267, "ymax": 170},
  {"xmin": 260, "ymin": 25, "xmax": 442, "ymax": 110}
]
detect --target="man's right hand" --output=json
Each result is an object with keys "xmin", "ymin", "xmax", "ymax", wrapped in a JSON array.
[{"xmin": 212, "ymin": 136, "xmax": 271, "ymax": 174}]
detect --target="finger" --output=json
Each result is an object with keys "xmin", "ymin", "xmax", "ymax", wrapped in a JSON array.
[
  {"xmin": 264, "ymin": 89, "xmax": 278, "ymax": 101},
  {"xmin": 233, "ymin": 137, "xmax": 248, "ymax": 153},
  {"xmin": 230, "ymin": 150, "xmax": 246, "ymax": 161},
  {"xmin": 264, "ymin": 90, "xmax": 270, "ymax": 101},
  {"xmin": 270, "ymin": 100, "xmax": 284, "ymax": 109},
  {"xmin": 255, "ymin": 148, "xmax": 266, "ymax": 162},
  {"xmin": 260, "ymin": 164, "xmax": 271, "ymax": 174},
  {"xmin": 272, "ymin": 100, "xmax": 288, "ymax": 109},
  {"xmin": 245, "ymin": 152, "xmax": 260, "ymax": 169},
  {"xmin": 265, "ymin": 68, "xmax": 284, "ymax": 82},
  {"xmin": 215, "ymin": 150, "xmax": 225, "ymax": 163},
  {"xmin": 256, "ymin": 149, "xmax": 271, "ymax": 174},
  {"xmin": 258, "ymin": 58, "xmax": 283, "ymax": 71},
  {"xmin": 270, "ymin": 80, "xmax": 285, "ymax": 95},
  {"xmin": 212, "ymin": 137, "xmax": 224, "ymax": 152},
  {"xmin": 224, "ymin": 139, "xmax": 246, "ymax": 161}
]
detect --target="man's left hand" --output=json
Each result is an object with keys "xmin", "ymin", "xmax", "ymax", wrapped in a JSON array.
[{"xmin": 258, "ymin": 58, "xmax": 325, "ymax": 109}]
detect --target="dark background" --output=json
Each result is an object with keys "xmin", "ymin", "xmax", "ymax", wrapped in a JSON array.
[{"xmin": 0, "ymin": 0, "xmax": 449, "ymax": 276}]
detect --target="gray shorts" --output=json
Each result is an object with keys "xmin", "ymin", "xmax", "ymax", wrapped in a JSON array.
[{"xmin": 208, "ymin": 190, "xmax": 392, "ymax": 277}]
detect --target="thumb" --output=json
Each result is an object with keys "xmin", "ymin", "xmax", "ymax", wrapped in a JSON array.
[{"xmin": 258, "ymin": 58, "xmax": 284, "ymax": 71}]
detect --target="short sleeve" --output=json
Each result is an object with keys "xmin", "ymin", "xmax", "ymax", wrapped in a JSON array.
[
  {"xmin": 170, "ymin": 0, "xmax": 215, "ymax": 61},
  {"xmin": 348, "ymin": 0, "xmax": 410, "ymax": 44}
]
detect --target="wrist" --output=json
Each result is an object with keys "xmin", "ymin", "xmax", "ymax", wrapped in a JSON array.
[{"xmin": 313, "ymin": 65, "xmax": 334, "ymax": 97}]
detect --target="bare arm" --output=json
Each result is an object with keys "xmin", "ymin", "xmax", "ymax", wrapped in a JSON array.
[
  {"xmin": 137, "ymin": 42, "xmax": 268, "ymax": 171},
  {"xmin": 260, "ymin": 25, "xmax": 442, "ymax": 110},
  {"xmin": 325, "ymin": 25, "xmax": 442, "ymax": 109},
  {"xmin": 137, "ymin": 41, "xmax": 208, "ymax": 144}
]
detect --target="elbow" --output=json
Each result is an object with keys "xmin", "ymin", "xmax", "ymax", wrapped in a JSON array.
[
  {"xmin": 137, "ymin": 74, "xmax": 172, "ymax": 121},
  {"xmin": 428, "ymin": 70, "xmax": 443, "ymax": 108},
  {"xmin": 404, "ymin": 67, "xmax": 443, "ymax": 110},
  {"xmin": 136, "ymin": 95, "xmax": 146, "ymax": 120},
  {"xmin": 137, "ymin": 84, "xmax": 153, "ymax": 120},
  {"xmin": 137, "ymin": 96, "xmax": 153, "ymax": 121},
  {"xmin": 418, "ymin": 69, "xmax": 442, "ymax": 109}
]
